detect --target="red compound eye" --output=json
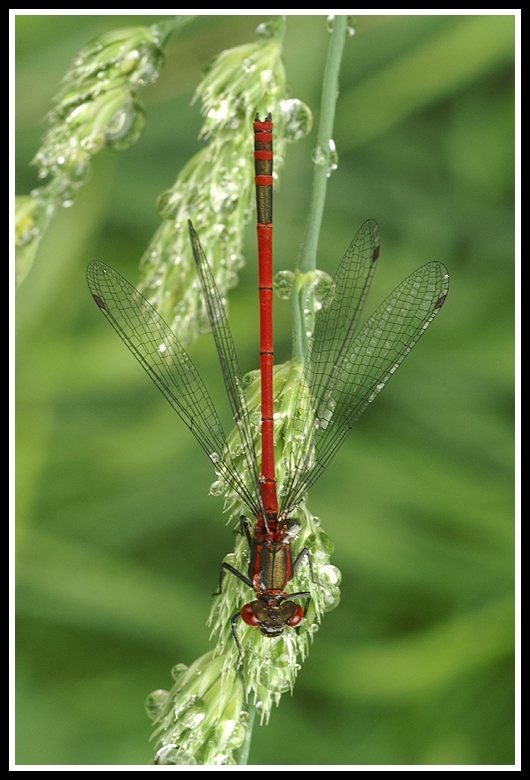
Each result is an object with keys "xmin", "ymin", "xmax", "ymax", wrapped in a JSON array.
[
  {"xmin": 241, "ymin": 604, "xmax": 260, "ymax": 627},
  {"xmin": 287, "ymin": 605, "xmax": 304, "ymax": 627}
]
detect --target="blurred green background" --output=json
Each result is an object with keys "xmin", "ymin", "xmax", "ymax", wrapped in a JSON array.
[{"xmin": 15, "ymin": 14, "xmax": 515, "ymax": 766}]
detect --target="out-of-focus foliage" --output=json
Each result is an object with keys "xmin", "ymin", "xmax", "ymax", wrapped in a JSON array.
[
  {"xmin": 15, "ymin": 18, "xmax": 191, "ymax": 286},
  {"xmin": 15, "ymin": 14, "xmax": 515, "ymax": 766}
]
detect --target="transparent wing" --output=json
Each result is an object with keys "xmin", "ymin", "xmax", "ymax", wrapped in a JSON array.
[
  {"xmin": 279, "ymin": 220, "xmax": 380, "ymax": 512},
  {"xmin": 188, "ymin": 222, "xmax": 264, "ymax": 518},
  {"xmin": 87, "ymin": 260, "xmax": 262, "ymax": 517},
  {"xmin": 280, "ymin": 248, "xmax": 449, "ymax": 515},
  {"xmin": 307, "ymin": 219, "xmax": 381, "ymax": 421}
]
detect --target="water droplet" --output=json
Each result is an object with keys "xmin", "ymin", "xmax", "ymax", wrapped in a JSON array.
[
  {"xmin": 156, "ymin": 188, "xmax": 181, "ymax": 220},
  {"xmin": 17, "ymin": 225, "xmax": 39, "ymax": 246},
  {"xmin": 326, "ymin": 15, "xmax": 355, "ymax": 36},
  {"xmin": 212, "ymin": 720, "xmax": 246, "ymax": 751},
  {"xmin": 321, "ymin": 564, "xmax": 342, "ymax": 587},
  {"xmin": 280, "ymin": 99, "xmax": 313, "ymax": 142},
  {"xmin": 126, "ymin": 48, "xmax": 141, "ymax": 63},
  {"xmin": 210, "ymin": 182, "xmax": 238, "ymax": 214},
  {"xmin": 137, "ymin": 59, "xmax": 161, "ymax": 86},
  {"xmin": 67, "ymin": 104, "xmax": 87, "ymax": 123},
  {"xmin": 145, "ymin": 689, "xmax": 169, "ymax": 720},
  {"xmin": 326, "ymin": 139, "xmax": 338, "ymax": 176},
  {"xmin": 316, "ymin": 530, "xmax": 335, "ymax": 557},
  {"xmin": 319, "ymin": 565, "xmax": 341, "ymax": 612},
  {"xmin": 273, "ymin": 270, "xmax": 295, "ymax": 300},
  {"xmin": 256, "ymin": 20, "xmax": 275, "ymax": 38},
  {"xmin": 311, "ymin": 145, "xmax": 327, "ymax": 166},
  {"xmin": 311, "ymin": 140, "xmax": 339, "ymax": 176},
  {"xmin": 154, "ymin": 744, "xmax": 197, "ymax": 765},
  {"xmin": 79, "ymin": 137, "xmax": 99, "ymax": 155},
  {"xmin": 242, "ymin": 58, "xmax": 257, "ymax": 74},
  {"xmin": 174, "ymin": 695, "xmax": 206, "ymax": 729},
  {"xmin": 105, "ymin": 102, "xmax": 146, "ymax": 151},
  {"xmin": 209, "ymin": 479, "xmax": 225, "ymax": 497},
  {"xmin": 171, "ymin": 663, "xmax": 188, "ymax": 681},
  {"xmin": 312, "ymin": 270, "xmax": 333, "ymax": 306},
  {"xmin": 71, "ymin": 161, "xmax": 92, "ymax": 186},
  {"xmin": 207, "ymin": 99, "xmax": 230, "ymax": 123}
]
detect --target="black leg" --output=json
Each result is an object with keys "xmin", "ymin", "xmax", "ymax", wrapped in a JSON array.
[
  {"xmin": 285, "ymin": 590, "xmax": 312, "ymax": 620},
  {"xmin": 213, "ymin": 561, "xmax": 253, "ymax": 597},
  {"xmin": 231, "ymin": 612, "xmax": 244, "ymax": 667},
  {"xmin": 291, "ymin": 547, "xmax": 315, "ymax": 584},
  {"xmin": 239, "ymin": 515, "xmax": 253, "ymax": 545}
]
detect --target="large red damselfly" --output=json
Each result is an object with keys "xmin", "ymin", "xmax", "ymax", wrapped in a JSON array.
[{"xmin": 87, "ymin": 114, "xmax": 449, "ymax": 662}]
